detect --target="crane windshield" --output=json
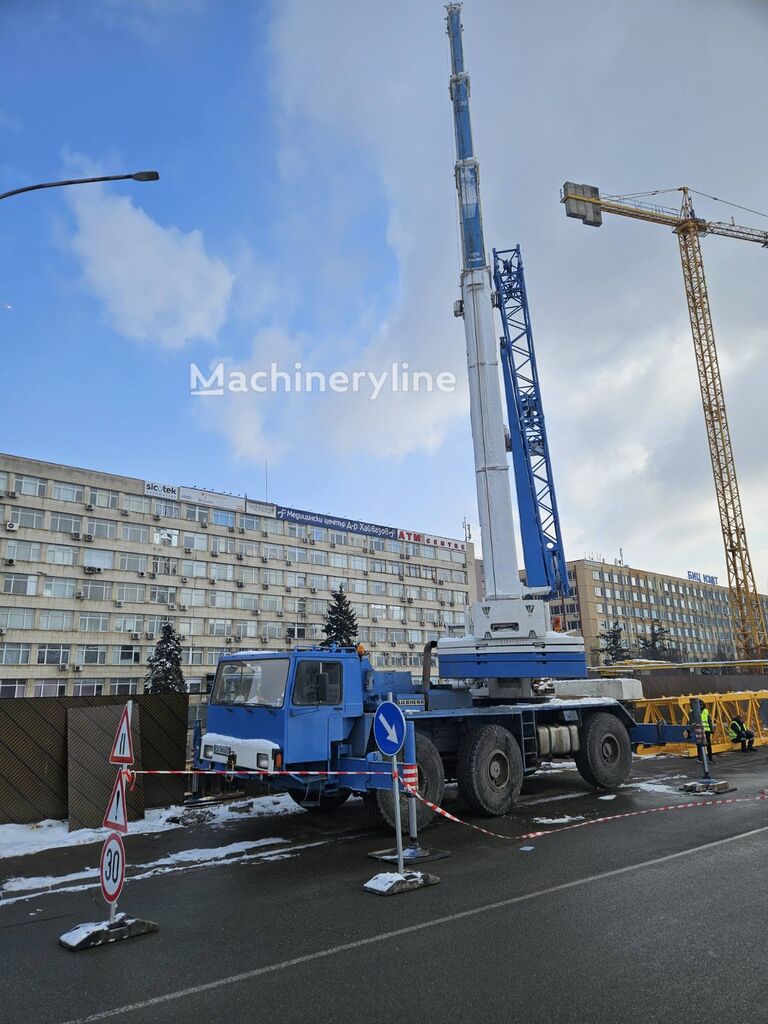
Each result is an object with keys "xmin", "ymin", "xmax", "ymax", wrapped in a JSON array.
[{"xmin": 213, "ymin": 658, "xmax": 289, "ymax": 708}]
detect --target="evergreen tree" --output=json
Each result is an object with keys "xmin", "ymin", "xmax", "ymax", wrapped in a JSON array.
[
  {"xmin": 598, "ymin": 620, "xmax": 629, "ymax": 663},
  {"xmin": 322, "ymin": 588, "xmax": 358, "ymax": 647},
  {"xmin": 639, "ymin": 621, "xmax": 670, "ymax": 660},
  {"xmin": 144, "ymin": 621, "xmax": 186, "ymax": 694}
]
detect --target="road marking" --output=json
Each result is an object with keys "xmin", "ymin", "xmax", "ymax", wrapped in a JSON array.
[{"xmin": 58, "ymin": 822, "xmax": 768, "ymax": 1024}]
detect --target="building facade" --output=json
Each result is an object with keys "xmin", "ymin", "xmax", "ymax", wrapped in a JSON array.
[
  {"xmin": 550, "ymin": 559, "xmax": 768, "ymax": 666},
  {"xmin": 0, "ymin": 454, "xmax": 475, "ymax": 697}
]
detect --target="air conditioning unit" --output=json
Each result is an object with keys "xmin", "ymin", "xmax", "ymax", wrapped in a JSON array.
[
  {"xmin": 86, "ymin": 503, "xmax": 94, "ymax": 511},
  {"xmin": 181, "ymin": 576, "xmax": 188, "ymax": 583},
  {"xmin": 154, "ymin": 514, "xmax": 161, "ymax": 521},
  {"xmin": 138, "ymin": 571, "xmax": 146, "ymax": 577},
  {"xmin": 75, "ymin": 591, "xmax": 84, "ymax": 599},
  {"xmin": 71, "ymin": 531, "xmax": 81, "ymax": 540},
  {"xmin": 147, "ymin": 633, "xmax": 155, "ymax": 640},
  {"xmin": 405, "ymin": 554, "xmax": 411, "ymax": 561},
  {"xmin": 178, "ymin": 634, "xmax": 186, "ymax": 641},
  {"xmin": 310, "ymin": 587, "xmax": 317, "ymax": 594},
  {"xmin": 409, "ymin": 643, "xmax": 415, "ymax": 649},
  {"xmin": 201, "ymin": 521, "xmax": 208, "ymax": 529},
  {"xmin": 237, "ymin": 581, "xmax": 244, "ymax": 589},
  {"xmin": 309, "ymin": 538, "xmax": 316, "ymax": 545},
  {"xmin": 261, "ymin": 556, "xmax": 268, "ymax": 564},
  {"xmin": 7, "ymin": 489, "xmax": 17, "ymax": 498},
  {"xmin": 462, "ymin": 562, "xmax": 468, "ymax": 568},
  {"xmin": 131, "ymin": 632, "xmax": 140, "ymax": 640},
  {"xmin": 121, "ymin": 509, "xmax": 129, "ymax": 517},
  {"xmin": 5, "ymin": 522, "xmax": 18, "ymax": 532},
  {"xmin": 83, "ymin": 565, "xmax": 95, "ymax": 574},
  {"xmin": 184, "ymin": 547, "xmax": 193, "ymax": 554},
  {"xmin": 115, "ymin": 600, "xmax": 123, "ymax": 608},
  {"xmin": 179, "ymin": 604, "xmax": 188, "ymax": 611},
  {"xmin": 261, "ymin": 635, "xmax": 269, "ymax": 643},
  {"xmin": 58, "ymin": 662, "xmax": 68, "ymax": 671},
  {"xmin": 407, "ymin": 597, "xmax": 414, "ymax": 604},
  {"xmin": 440, "ymin": 600, "xmax": 446, "ymax": 606},
  {"xmin": 149, "ymin": 572, "xmax": 157, "ymax": 579},
  {"xmin": 236, "ymin": 553, "xmax": 244, "ymax": 561},
  {"xmin": 239, "ymin": 527, "xmax": 245, "ymax": 534},
  {"xmin": 5, "ymin": 558, "xmax": 14, "ymax": 566},
  {"xmin": 262, "ymin": 583, "xmax": 270, "ymax": 590},
  {"xmin": 228, "ymin": 526, "xmax": 236, "ymax": 533},
  {"xmin": 96, "ymin": 567, "xmax": 102, "ymax": 574},
  {"xmin": 286, "ymin": 560, "xmax": 292, "ymax": 566},
  {"xmin": 225, "ymin": 636, "xmax": 233, "ymax": 644},
  {"xmin": 400, "ymin": 553, "xmax": 406, "ymax": 560},
  {"xmin": 330, "ymin": 542, "xmax": 336, "ymax": 548},
  {"xmin": 401, "ymin": 617, "xmax": 407, "ymax": 624},
  {"xmin": 209, "ymin": 578, "xmax": 216, "ymax": 585},
  {"xmin": 74, "ymin": 665, "xmax": 82, "ymax": 673},
  {"xmin": 420, "ymin": 620, "xmax": 426, "ymax": 626},
  {"xmin": 372, "ymin": 617, "xmax": 378, "ymax": 623},
  {"xmin": 363, "ymin": 570, "xmax": 369, "ymax": 576},
  {"xmin": 301, "ymin": 537, "xmax": 308, "ymax": 544},
  {"xmin": 286, "ymin": 586, "xmax": 292, "ymax": 593},
  {"xmin": 370, "ymin": 641, "xmax": 377, "ymax": 648},
  {"xmin": 261, "ymin": 531, "xmax": 268, "ymax": 537},
  {"xmin": 0, "ymin": 628, "xmax": 4, "ymax": 636},
  {"xmin": 449, "ymin": 600, "xmax": 455, "ymax": 607},
  {"xmin": 276, "ymin": 611, "xmax": 283, "ymax": 617},
  {"xmin": 362, "ymin": 546, "xmax": 369, "ymax": 553},
  {"xmin": 399, "ymin": 573, "xmax": 404, "ymax": 580},
  {"xmin": 211, "ymin": 550, "xmax": 219, "ymax": 557},
  {"xmin": 168, "ymin": 603, "xmax": 176, "ymax": 610},
  {"xmin": 252, "ymin": 609, "xmax": 259, "ymax": 616}
]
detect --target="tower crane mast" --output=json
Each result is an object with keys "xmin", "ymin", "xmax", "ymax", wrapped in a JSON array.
[{"xmin": 563, "ymin": 184, "xmax": 768, "ymax": 659}]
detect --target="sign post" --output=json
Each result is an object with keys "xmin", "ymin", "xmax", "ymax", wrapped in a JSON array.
[
  {"xmin": 60, "ymin": 702, "xmax": 158, "ymax": 950},
  {"xmin": 364, "ymin": 696, "xmax": 440, "ymax": 896}
]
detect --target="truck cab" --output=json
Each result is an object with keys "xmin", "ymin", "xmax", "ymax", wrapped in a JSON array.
[{"xmin": 199, "ymin": 647, "xmax": 366, "ymax": 773}]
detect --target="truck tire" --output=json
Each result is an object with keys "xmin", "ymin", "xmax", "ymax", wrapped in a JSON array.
[
  {"xmin": 363, "ymin": 732, "xmax": 444, "ymax": 832},
  {"xmin": 289, "ymin": 788, "xmax": 352, "ymax": 812},
  {"xmin": 457, "ymin": 724, "xmax": 523, "ymax": 816},
  {"xmin": 575, "ymin": 712, "xmax": 631, "ymax": 789}
]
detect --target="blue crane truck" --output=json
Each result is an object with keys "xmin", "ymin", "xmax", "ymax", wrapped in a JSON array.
[
  {"xmin": 196, "ymin": 645, "xmax": 685, "ymax": 830},
  {"xmin": 197, "ymin": 5, "xmax": 694, "ymax": 827}
]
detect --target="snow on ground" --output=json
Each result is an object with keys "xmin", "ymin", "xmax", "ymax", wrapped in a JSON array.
[
  {"xmin": 532, "ymin": 815, "xmax": 585, "ymax": 825},
  {"xmin": 0, "ymin": 794, "xmax": 301, "ymax": 861},
  {"xmin": 625, "ymin": 781, "xmax": 680, "ymax": 794}
]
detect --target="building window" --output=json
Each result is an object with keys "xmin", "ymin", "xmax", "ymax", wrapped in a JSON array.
[
  {"xmin": 0, "ymin": 607, "xmax": 34, "ymax": 630},
  {"xmin": 182, "ymin": 532, "xmax": 207, "ymax": 552},
  {"xmin": 14, "ymin": 474, "xmax": 47, "ymax": 497},
  {"xmin": 211, "ymin": 509, "xmax": 235, "ymax": 528},
  {"xmin": 0, "ymin": 642, "xmax": 31, "ymax": 665},
  {"xmin": 185, "ymin": 505, "xmax": 208, "ymax": 523},
  {"xmin": 87, "ymin": 518, "xmax": 117, "ymax": 540},
  {"xmin": 6, "ymin": 540, "xmax": 41, "ymax": 562},
  {"xmin": 79, "ymin": 613, "xmax": 110, "ymax": 632},
  {"xmin": 76, "ymin": 645, "xmax": 107, "ymax": 666},
  {"xmin": 112, "ymin": 646, "xmax": 141, "ymax": 665},
  {"xmin": 154, "ymin": 527, "xmax": 179, "ymax": 547},
  {"xmin": 47, "ymin": 544, "xmax": 78, "ymax": 566},
  {"xmin": 118, "ymin": 553, "xmax": 147, "ymax": 573},
  {"xmin": 51, "ymin": 513, "xmax": 83, "ymax": 537},
  {"xmin": 37, "ymin": 644, "xmax": 68, "ymax": 665},
  {"xmin": 239, "ymin": 513, "xmax": 259, "ymax": 531},
  {"xmin": 81, "ymin": 580, "xmax": 112, "ymax": 601},
  {"xmin": 2, "ymin": 573, "xmax": 37, "ymax": 596},
  {"xmin": 149, "ymin": 585, "xmax": 176, "ymax": 605},
  {"xmin": 0, "ymin": 680, "xmax": 26, "ymax": 697},
  {"xmin": 72, "ymin": 681, "xmax": 104, "ymax": 697},
  {"xmin": 52, "ymin": 481, "xmax": 84, "ymax": 503},
  {"xmin": 33, "ymin": 681, "xmax": 67, "ymax": 697},
  {"xmin": 111, "ymin": 678, "xmax": 139, "ymax": 695},
  {"xmin": 121, "ymin": 524, "xmax": 149, "ymax": 543},
  {"xmin": 116, "ymin": 584, "xmax": 146, "ymax": 603},
  {"xmin": 155, "ymin": 500, "xmax": 180, "ymax": 518},
  {"xmin": 83, "ymin": 549, "xmax": 114, "ymax": 570},
  {"xmin": 9, "ymin": 506, "xmax": 45, "ymax": 528},
  {"xmin": 115, "ymin": 615, "xmax": 144, "ymax": 633},
  {"xmin": 123, "ymin": 495, "xmax": 150, "ymax": 514},
  {"xmin": 89, "ymin": 487, "xmax": 118, "ymax": 509},
  {"xmin": 39, "ymin": 610, "xmax": 73, "ymax": 631}
]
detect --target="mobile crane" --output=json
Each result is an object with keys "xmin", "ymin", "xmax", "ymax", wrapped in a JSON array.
[{"xmin": 197, "ymin": 4, "xmax": 691, "ymax": 829}]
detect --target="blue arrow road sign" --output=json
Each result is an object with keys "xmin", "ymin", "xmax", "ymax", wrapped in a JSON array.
[{"xmin": 373, "ymin": 701, "xmax": 406, "ymax": 757}]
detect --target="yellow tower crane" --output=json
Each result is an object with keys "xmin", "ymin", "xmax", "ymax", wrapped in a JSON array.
[{"xmin": 562, "ymin": 183, "xmax": 768, "ymax": 660}]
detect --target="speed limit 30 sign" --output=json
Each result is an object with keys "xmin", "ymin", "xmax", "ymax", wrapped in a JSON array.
[{"xmin": 100, "ymin": 832, "xmax": 126, "ymax": 904}]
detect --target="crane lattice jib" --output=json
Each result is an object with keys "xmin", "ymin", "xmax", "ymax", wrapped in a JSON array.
[
  {"xmin": 493, "ymin": 246, "xmax": 570, "ymax": 598},
  {"xmin": 562, "ymin": 184, "xmax": 768, "ymax": 658}
]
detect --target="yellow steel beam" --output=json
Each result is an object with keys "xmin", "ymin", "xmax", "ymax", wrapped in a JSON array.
[{"xmin": 632, "ymin": 690, "xmax": 768, "ymax": 756}]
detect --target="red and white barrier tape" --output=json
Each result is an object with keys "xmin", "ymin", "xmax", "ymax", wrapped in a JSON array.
[{"xmin": 400, "ymin": 784, "xmax": 768, "ymax": 843}]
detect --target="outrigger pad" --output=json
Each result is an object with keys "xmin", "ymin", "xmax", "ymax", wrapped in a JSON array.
[
  {"xmin": 59, "ymin": 912, "xmax": 159, "ymax": 951},
  {"xmin": 363, "ymin": 870, "xmax": 440, "ymax": 896}
]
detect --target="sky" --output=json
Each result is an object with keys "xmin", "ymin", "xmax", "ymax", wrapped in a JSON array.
[{"xmin": 1, "ymin": 0, "xmax": 766, "ymax": 588}]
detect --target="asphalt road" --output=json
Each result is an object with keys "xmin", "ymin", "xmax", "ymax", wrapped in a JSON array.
[{"xmin": 2, "ymin": 752, "xmax": 768, "ymax": 1024}]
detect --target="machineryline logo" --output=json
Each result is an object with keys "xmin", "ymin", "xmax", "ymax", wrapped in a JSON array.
[{"xmin": 189, "ymin": 361, "xmax": 457, "ymax": 399}]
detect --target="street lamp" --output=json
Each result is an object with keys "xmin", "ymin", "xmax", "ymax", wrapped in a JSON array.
[{"xmin": 0, "ymin": 170, "xmax": 159, "ymax": 202}]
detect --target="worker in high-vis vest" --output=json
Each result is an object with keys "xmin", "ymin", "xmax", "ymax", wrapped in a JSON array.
[
  {"xmin": 729, "ymin": 713, "xmax": 755, "ymax": 752},
  {"xmin": 700, "ymin": 704, "xmax": 714, "ymax": 760}
]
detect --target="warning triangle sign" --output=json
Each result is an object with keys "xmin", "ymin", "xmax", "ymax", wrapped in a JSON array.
[
  {"xmin": 103, "ymin": 770, "xmax": 128, "ymax": 834},
  {"xmin": 109, "ymin": 704, "xmax": 134, "ymax": 765}
]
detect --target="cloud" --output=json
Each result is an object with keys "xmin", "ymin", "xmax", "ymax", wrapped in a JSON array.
[{"xmin": 67, "ymin": 181, "xmax": 234, "ymax": 348}]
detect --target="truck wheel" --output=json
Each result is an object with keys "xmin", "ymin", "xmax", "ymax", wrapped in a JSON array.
[
  {"xmin": 363, "ymin": 732, "xmax": 444, "ymax": 832},
  {"xmin": 575, "ymin": 712, "xmax": 631, "ymax": 789},
  {"xmin": 289, "ymin": 789, "xmax": 351, "ymax": 812},
  {"xmin": 457, "ymin": 724, "xmax": 523, "ymax": 816}
]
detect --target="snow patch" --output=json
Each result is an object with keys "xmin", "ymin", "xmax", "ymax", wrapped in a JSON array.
[
  {"xmin": 364, "ymin": 872, "xmax": 406, "ymax": 892},
  {"xmin": 598, "ymin": 794, "xmax": 617, "ymax": 801},
  {"xmin": 0, "ymin": 794, "xmax": 302, "ymax": 861},
  {"xmin": 532, "ymin": 815, "xmax": 585, "ymax": 825}
]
